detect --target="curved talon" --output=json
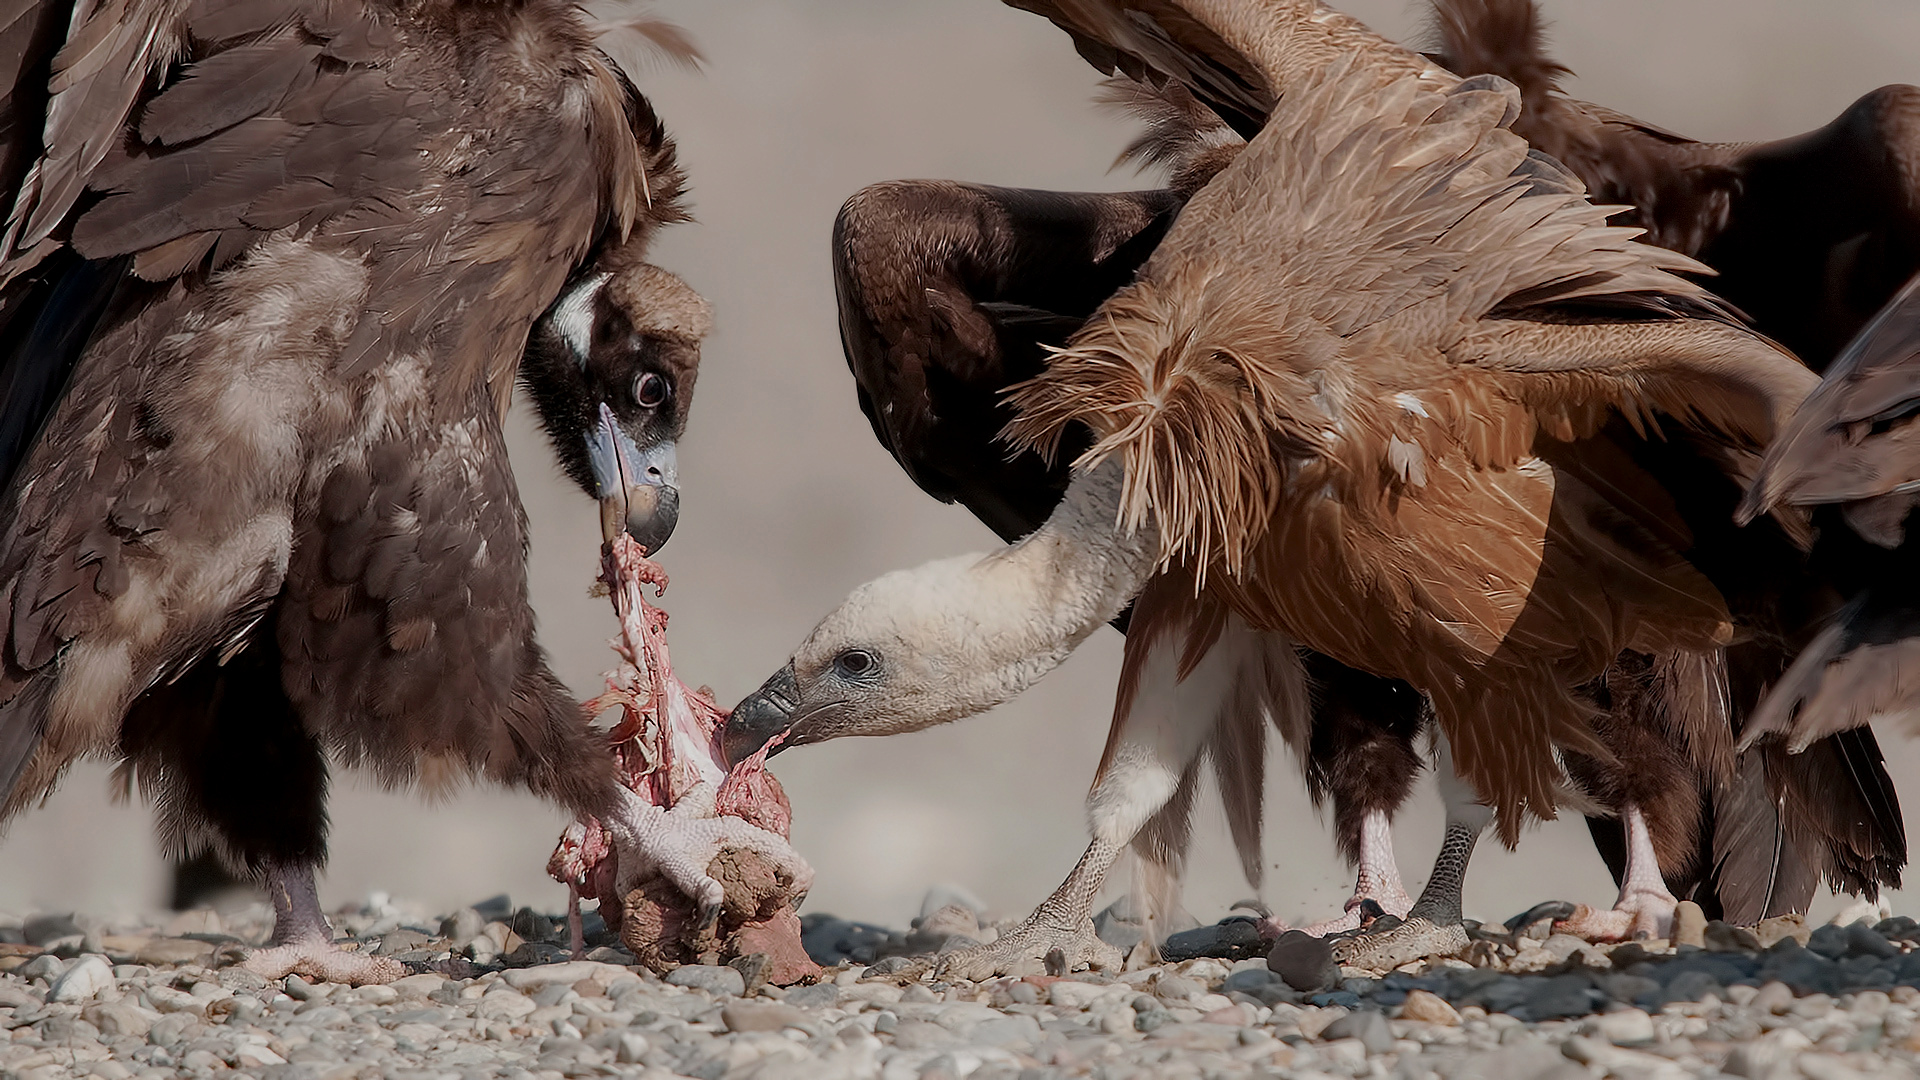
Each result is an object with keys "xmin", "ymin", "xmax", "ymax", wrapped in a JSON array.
[{"xmin": 1507, "ymin": 900, "xmax": 1578, "ymax": 934}]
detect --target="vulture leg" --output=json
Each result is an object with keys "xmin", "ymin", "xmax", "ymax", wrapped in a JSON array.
[
  {"xmin": 1553, "ymin": 804, "xmax": 1678, "ymax": 941},
  {"xmin": 1331, "ymin": 735, "xmax": 1486, "ymax": 974},
  {"xmin": 245, "ymin": 862, "xmax": 405, "ymax": 986},
  {"xmin": 1282, "ymin": 654, "xmax": 1426, "ymax": 936},
  {"xmin": 935, "ymin": 578, "xmax": 1300, "ymax": 981}
]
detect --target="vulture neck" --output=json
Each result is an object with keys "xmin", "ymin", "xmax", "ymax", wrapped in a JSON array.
[{"xmin": 947, "ymin": 463, "xmax": 1159, "ymax": 718}]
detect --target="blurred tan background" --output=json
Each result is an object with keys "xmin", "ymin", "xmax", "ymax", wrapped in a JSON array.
[{"xmin": 4, "ymin": 0, "xmax": 1919, "ymax": 931}]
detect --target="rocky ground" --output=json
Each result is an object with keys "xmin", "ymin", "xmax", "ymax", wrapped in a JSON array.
[{"xmin": 4, "ymin": 893, "xmax": 1920, "ymax": 1080}]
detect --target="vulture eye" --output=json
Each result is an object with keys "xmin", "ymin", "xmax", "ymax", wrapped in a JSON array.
[
  {"xmin": 633, "ymin": 372, "xmax": 671, "ymax": 408},
  {"xmin": 833, "ymin": 649, "xmax": 878, "ymax": 680}
]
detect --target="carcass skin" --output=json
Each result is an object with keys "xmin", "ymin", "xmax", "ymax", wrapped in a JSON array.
[{"xmin": 550, "ymin": 537, "xmax": 817, "ymax": 985}]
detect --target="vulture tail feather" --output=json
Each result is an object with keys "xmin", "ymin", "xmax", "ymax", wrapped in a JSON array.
[
  {"xmin": 0, "ymin": 676, "xmax": 53, "ymax": 821},
  {"xmin": 1708, "ymin": 751, "xmax": 1817, "ymax": 923}
]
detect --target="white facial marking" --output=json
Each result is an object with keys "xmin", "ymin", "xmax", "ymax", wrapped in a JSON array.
[{"xmin": 551, "ymin": 273, "xmax": 611, "ymax": 367}]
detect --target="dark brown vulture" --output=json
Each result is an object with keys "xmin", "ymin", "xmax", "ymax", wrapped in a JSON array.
[
  {"xmin": 725, "ymin": 0, "xmax": 1904, "ymax": 979},
  {"xmin": 0, "ymin": 0, "xmax": 795, "ymax": 984}
]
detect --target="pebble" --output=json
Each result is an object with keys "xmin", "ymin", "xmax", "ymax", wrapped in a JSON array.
[
  {"xmin": 47, "ymin": 955, "xmax": 113, "ymax": 1002},
  {"xmin": 665, "ymin": 964, "xmax": 746, "ymax": 996},
  {"xmin": 1673, "ymin": 901, "xmax": 1708, "ymax": 948},
  {"xmin": 0, "ymin": 896, "xmax": 1917, "ymax": 1080}
]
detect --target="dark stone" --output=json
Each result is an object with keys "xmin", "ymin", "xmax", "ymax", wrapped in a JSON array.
[
  {"xmin": 1268, "ymin": 931, "xmax": 1340, "ymax": 993},
  {"xmin": 1479, "ymin": 976, "xmax": 1534, "ymax": 1015},
  {"xmin": 1761, "ymin": 945, "xmax": 1838, "ymax": 995},
  {"xmin": 799, "ymin": 915, "xmax": 894, "ymax": 967},
  {"xmin": 1596, "ymin": 973, "xmax": 1661, "ymax": 1005},
  {"xmin": 1807, "ymin": 925, "xmax": 1849, "ymax": 960},
  {"xmin": 1875, "ymin": 917, "xmax": 1919, "ymax": 941},
  {"xmin": 1519, "ymin": 973, "xmax": 1599, "ymax": 1020},
  {"xmin": 470, "ymin": 895, "xmax": 513, "ymax": 922},
  {"xmin": 1703, "ymin": 921, "xmax": 1762, "ymax": 953},
  {"xmin": 1845, "ymin": 922, "xmax": 1901, "ymax": 960},
  {"xmin": 510, "ymin": 907, "xmax": 560, "ymax": 944},
  {"xmin": 1161, "ymin": 918, "xmax": 1266, "ymax": 963},
  {"xmin": 20, "ymin": 915, "xmax": 81, "ymax": 948},
  {"xmin": 1661, "ymin": 969, "xmax": 1724, "ymax": 1005},
  {"xmin": 1306, "ymin": 990, "xmax": 1361, "ymax": 1008},
  {"xmin": 1322, "ymin": 1009, "xmax": 1395, "ymax": 1053}
]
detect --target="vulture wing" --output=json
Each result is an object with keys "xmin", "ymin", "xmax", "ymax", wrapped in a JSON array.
[
  {"xmin": 1741, "ymin": 273, "xmax": 1920, "ymax": 519},
  {"xmin": 834, "ymin": 179, "xmax": 1181, "ymax": 544},
  {"xmin": 1004, "ymin": 19, "xmax": 1818, "ymax": 836}
]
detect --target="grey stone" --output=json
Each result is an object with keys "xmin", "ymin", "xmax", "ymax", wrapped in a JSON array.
[
  {"xmin": 664, "ymin": 965, "xmax": 745, "ymax": 997},
  {"xmin": 440, "ymin": 908, "xmax": 486, "ymax": 944},
  {"xmin": 1267, "ymin": 931, "xmax": 1339, "ymax": 993},
  {"xmin": 1705, "ymin": 920, "xmax": 1764, "ymax": 953},
  {"xmin": 1092, "ymin": 899, "xmax": 1148, "ymax": 952},
  {"xmin": 14, "ymin": 954, "xmax": 65, "ymax": 982},
  {"xmin": 1321, "ymin": 1008, "xmax": 1395, "ymax": 1054},
  {"xmin": 1807, "ymin": 924, "xmax": 1850, "ymax": 959},
  {"xmin": 782, "ymin": 983, "xmax": 839, "ymax": 1009}
]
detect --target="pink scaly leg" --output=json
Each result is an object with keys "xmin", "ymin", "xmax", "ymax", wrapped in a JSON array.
[
  {"xmin": 242, "ymin": 862, "xmax": 404, "ymax": 985},
  {"xmin": 1261, "ymin": 808, "xmax": 1416, "ymax": 938},
  {"xmin": 1555, "ymin": 803, "xmax": 1678, "ymax": 941}
]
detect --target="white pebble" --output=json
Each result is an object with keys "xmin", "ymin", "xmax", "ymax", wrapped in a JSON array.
[{"xmin": 48, "ymin": 956, "xmax": 114, "ymax": 1003}]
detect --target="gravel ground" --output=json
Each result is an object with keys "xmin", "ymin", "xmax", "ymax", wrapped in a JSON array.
[{"xmin": 5, "ymin": 896, "xmax": 1920, "ymax": 1080}]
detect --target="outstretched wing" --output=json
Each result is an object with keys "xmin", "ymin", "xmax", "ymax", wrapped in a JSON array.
[{"xmin": 1741, "ymin": 272, "xmax": 1920, "ymax": 523}]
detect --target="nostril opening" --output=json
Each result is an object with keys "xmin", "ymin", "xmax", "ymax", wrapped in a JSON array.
[{"xmin": 646, "ymin": 466, "xmax": 663, "ymax": 479}]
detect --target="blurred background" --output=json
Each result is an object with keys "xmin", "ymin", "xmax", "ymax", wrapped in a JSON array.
[{"xmin": 3, "ymin": 0, "xmax": 1919, "ymax": 931}]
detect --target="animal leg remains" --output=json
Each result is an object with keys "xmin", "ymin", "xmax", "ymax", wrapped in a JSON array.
[
  {"xmin": 1554, "ymin": 803, "xmax": 1678, "ymax": 941},
  {"xmin": 1333, "ymin": 738, "xmax": 1487, "ymax": 973},
  {"xmin": 550, "ymin": 537, "xmax": 815, "ymax": 982},
  {"xmin": 243, "ymin": 863, "xmax": 404, "ymax": 986}
]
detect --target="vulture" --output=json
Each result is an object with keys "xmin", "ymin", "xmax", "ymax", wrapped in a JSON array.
[
  {"xmin": 0, "ymin": 0, "xmax": 799, "ymax": 984},
  {"xmin": 744, "ymin": 0, "xmax": 1913, "ymax": 968},
  {"xmin": 726, "ymin": 0, "xmax": 1902, "ymax": 978}
]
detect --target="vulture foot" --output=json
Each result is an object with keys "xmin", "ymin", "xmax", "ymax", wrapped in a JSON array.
[
  {"xmin": 1271, "ymin": 887, "xmax": 1415, "ymax": 938},
  {"xmin": 1328, "ymin": 916, "xmax": 1469, "ymax": 976},
  {"xmin": 934, "ymin": 915, "xmax": 1122, "ymax": 982},
  {"xmin": 603, "ymin": 785, "xmax": 812, "ymax": 928},
  {"xmin": 1552, "ymin": 889, "xmax": 1676, "ymax": 943},
  {"xmin": 242, "ymin": 942, "xmax": 405, "ymax": 986},
  {"xmin": 240, "ymin": 861, "xmax": 404, "ymax": 985}
]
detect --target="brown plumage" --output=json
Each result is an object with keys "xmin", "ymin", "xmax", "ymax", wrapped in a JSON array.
[{"xmin": 0, "ymin": 0, "xmax": 730, "ymax": 981}]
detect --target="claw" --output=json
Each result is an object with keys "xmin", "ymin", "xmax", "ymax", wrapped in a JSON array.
[{"xmin": 1506, "ymin": 900, "xmax": 1578, "ymax": 934}]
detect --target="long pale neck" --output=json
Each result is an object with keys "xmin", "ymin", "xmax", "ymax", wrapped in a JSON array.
[{"xmin": 943, "ymin": 462, "xmax": 1159, "ymax": 720}]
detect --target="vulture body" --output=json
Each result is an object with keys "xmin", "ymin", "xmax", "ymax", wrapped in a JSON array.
[
  {"xmin": 0, "ymin": 0, "xmax": 795, "ymax": 983},
  {"xmin": 727, "ymin": 0, "xmax": 1904, "ymax": 978},
  {"xmin": 804, "ymin": 0, "xmax": 1912, "ymax": 961}
]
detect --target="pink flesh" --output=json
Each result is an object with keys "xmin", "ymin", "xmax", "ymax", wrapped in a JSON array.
[{"xmin": 549, "ymin": 535, "xmax": 795, "ymax": 933}]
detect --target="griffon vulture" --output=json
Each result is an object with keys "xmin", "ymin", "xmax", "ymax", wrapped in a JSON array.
[
  {"xmin": 736, "ymin": 0, "xmax": 1910, "ymax": 970},
  {"xmin": 0, "ymin": 0, "xmax": 798, "ymax": 984},
  {"xmin": 726, "ymin": 0, "xmax": 1892, "ymax": 978}
]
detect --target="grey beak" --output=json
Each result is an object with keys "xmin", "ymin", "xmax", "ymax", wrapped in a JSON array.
[
  {"xmin": 586, "ymin": 403, "xmax": 679, "ymax": 553},
  {"xmin": 724, "ymin": 662, "xmax": 799, "ymax": 768}
]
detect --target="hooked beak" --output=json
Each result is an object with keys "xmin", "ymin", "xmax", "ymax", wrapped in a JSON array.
[
  {"xmin": 723, "ymin": 662, "xmax": 800, "ymax": 768},
  {"xmin": 586, "ymin": 402, "xmax": 679, "ymax": 553}
]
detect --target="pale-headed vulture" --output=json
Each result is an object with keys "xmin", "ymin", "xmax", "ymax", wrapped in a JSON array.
[
  {"xmin": 0, "ymin": 0, "xmax": 793, "ymax": 985},
  {"xmin": 725, "ymin": 0, "xmax": 1908, "ymax": 979}
]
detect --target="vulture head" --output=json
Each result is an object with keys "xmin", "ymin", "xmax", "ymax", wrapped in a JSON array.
[
  {"xmin": 723, "ymin": 463, "xmax": 1157, "ymax": 766},
  {"xmin": 521, "ymin": 260, "xmax": 710, "ymax": 553}
]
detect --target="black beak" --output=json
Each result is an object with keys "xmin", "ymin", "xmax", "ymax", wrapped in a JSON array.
[
  {"xmin": 585, "ymin": 403, "xmax": 679, "ymax": 553},
  {"xmin": 724, "ymin": 662, "xmax": 799, "ymax": 768}
]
